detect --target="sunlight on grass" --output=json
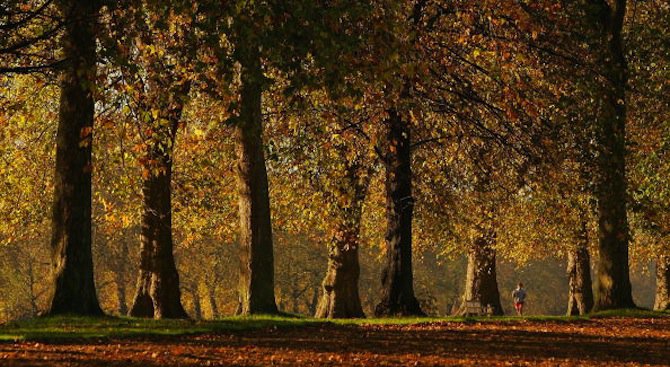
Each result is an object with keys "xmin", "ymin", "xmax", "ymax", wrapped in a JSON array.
[{"xmin": 0, "ymin": 310, "xmax": 667, "ymax": 342}]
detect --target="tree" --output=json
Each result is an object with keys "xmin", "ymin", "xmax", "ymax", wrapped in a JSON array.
[
  {"xmin": 376, "ymin": 107, "xmax": 425, "ymax": 316},
  {"xmin": 626, "ymin": 0, "xmax": 670, "ymax": 313},
  {"xmin": 110, "ymin": 1, "xmax": 196, "ymax": 319},
  {"xmin": 198, "ymin": 0, "xmax": 370, "ymax": 315},
  {"xmin": 233, "ymin": 37, "xmax": 278, "ymax": 314},
  {"xmin": 461, "ymin": 222, "xmax": 503, "ymax": 316},
  {"xmin": 654, "ymin": 254, "xmax": 670, "ymax": 311},
  {"xmin": 588, "ymin": 0, "xmax": 635, "ymax": 311},
  {"xmin": 313, "ymin": 136, "xmax": 372, "ymax": 318},
  {"xmin": 0, "ymin": 0, "xmax": 63, "ymax": 74},
  {"xmin": 46, "ymin": 0, "xmax": 103, "ymax": 316},
  {"xmin": 566, "ymin": 207, "xmax": 594, "ymax": 316},
  {"xmin": 375, "ymin": 0, "xmax": 427, "ymax": 317}
]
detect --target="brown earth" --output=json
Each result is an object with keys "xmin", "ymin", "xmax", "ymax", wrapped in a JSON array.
[{"xmin": 1, "ymin": 318, "xmax": 669, "ymax": 366}]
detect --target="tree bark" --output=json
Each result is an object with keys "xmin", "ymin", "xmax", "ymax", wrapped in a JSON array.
[
  {"xmin": 129, "ymin": 157, "xmax": 187, "ymax": 319},
  {"xmin": 566, "ymin": 212, "xmax": 594, "ymax": 316},
  {"xmin": 591, "ymin": 0, "xmax": 636, "ymax": 311},
  {"xmin": 208, "ymin": 286, "xmax": 219, "ymax": 319},
  {"xmin": 654, "ymin": 254, "xmax": 670, "ymax": 311},
  {"xmin": 315, "ymin": 144, "xmax": 368, "ymax": 319},
  {"xmin": 316, "ymin": 213, "xmax": 365, "ymax": 319},
  {"xmin": 460, "ymin": 229, "xmax": 503, "ymax": 316},
  {"xmin": 375, "ymin": 108, "xmax": 424, "ymax": 317},
  {"xmin": 235, "ymin": 44, "xmax": 278, "ymax": 315},
  {"xmin": 46, "ymin": 0, "xmax": 102, "ymax": 316},
  {"xmin": 128, "ymin": 82, "xmax": 189, "ymax": 320}
]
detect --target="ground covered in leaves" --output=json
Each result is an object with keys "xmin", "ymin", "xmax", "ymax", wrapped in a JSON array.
[{"xmin": 1, "ymin": 315, "xmax": 669, "ymax": 366}]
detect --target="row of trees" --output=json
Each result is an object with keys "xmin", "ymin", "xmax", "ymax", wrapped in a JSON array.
[{"xmin": 0, "ymin": 0, "xmax": 668, "ymax": 320}]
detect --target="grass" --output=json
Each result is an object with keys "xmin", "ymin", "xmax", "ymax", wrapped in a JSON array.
[
  {"xmin": 0, "ymin": 309, "xmax": 667, "ymax": 342},
  {"xmin": 0, "ymin": 315, "xmax": 318, "ymax": 342}
]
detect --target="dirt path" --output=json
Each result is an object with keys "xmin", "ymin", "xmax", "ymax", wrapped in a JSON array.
[{"xmin": 1, "ymin": 318, "xmax": 669, "ymax": 366}]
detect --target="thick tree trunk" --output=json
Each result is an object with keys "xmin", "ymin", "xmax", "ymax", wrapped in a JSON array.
[
  {"xmin": 315, "ymin": 152, "xmax": 368, "ymax": 319},
  {"xmin": 566, "ymin": 214, "xmax": 594, "ymax": 315},
  {"xmin": 129, "ymin": 270, "xmax": 154, "ymax": 317},
  {"xmin": 460, "ymin": 229, "xmax": 503, "ymax": 316},
  {"xmin": 654, "ymin": 254, "xmax": 670, "ymax": 311},
  {"xmin": 316, "ymin": 219, "xmax": 365, "ymax": 319},
  {"xmin": 235, "ymin": 45, "xmax": 278, "ymax": 315},
  {"xmin": 376, "ymin": 108, "xmax": 424, "ymax": 317},
  {"xmin": 129, "ymin": 160, "xmax": 187, "ymax": 319},
  {"xmin": 592, "ymin": 0, "xmax": 635, "ymax": 311},
  {"xmin": 46, "ymin": 0, "xmax": 102, "ymax": 316},
  {"xmin": 128, "ymin": 80, "xmax": 189, "ymax": 319}
]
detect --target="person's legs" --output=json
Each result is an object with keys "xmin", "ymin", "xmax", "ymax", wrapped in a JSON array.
[{"xmin": 518, "ymin": 302, "xmax": 524, "ymax": 315}]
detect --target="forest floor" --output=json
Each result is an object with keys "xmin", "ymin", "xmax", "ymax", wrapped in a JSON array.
[{"xmin": 0, "ymin": 311, "xmax": 669, "ymax": 366}]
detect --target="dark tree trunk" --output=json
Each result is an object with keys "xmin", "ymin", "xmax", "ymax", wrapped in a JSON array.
[
  {"xmin": 129, "ymin": 159, "xmax": 187, "ymax": 319},
  {"xmin": 591, "ymin": 0, "xmax": 635, "ymax": 311},
  {"xmin": 129, "ymin": 270, "xmax": 154, "ymax": 317},
  {"xmin": 375, "ymin": 108, "xmax": 424, "ymax": 317},
  {"xmin": 460, "ymin": 229, "xmax": 503, "ymax": 316},
  {"xmin": 316, "ymin": 217, "xmax": 365, "ymax": 319},
  {"xmin": 46, "ymin": 0, "xmax": 102, "ymax": 316},
  {"xmin": 235, "ymin": 45, "xmax": 278, "ymax": 315},
  {"xmin": 566, "ymin": 213, "xmax": 594, "ymax": 316},
  {"xmin": 128, "ymin": 82, "xmax": 189, "ymax": 320},
  {"xmin": 654, "ymin": 254, "xmax": 670, "ymax": 311}
]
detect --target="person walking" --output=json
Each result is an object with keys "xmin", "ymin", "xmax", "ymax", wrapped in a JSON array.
[{"xmin": 512, "ymin": 283, "xmax": 527, "ymax": 316}]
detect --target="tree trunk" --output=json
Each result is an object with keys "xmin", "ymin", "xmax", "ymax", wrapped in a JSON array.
[
  {"xmin": 208, "ymin": 286, "xmax": 219, "ymax": 319},
  {"xmin": 128, "ymin": 81, "xmax": 189, "ymax": 320},
  {"xmin": 27, "ymin": 260, "xmax": 39, "ymax": 316},
  {"xmin": 115, "ymin": 274, "xmax": 128, "ymax": 316},
  {"xmin": 128, "ymin": 139, "xmax": 187, "ymax": 319},
  {"xmin": 460, "ymin": 229, "xmax": 503, "ymax": 316},
  {"xmin": 315, "ymin": 149, "xmax": 368, "ymax": 319},
  {"xmin": 375, "ymin": 108, "xmax": 424, "ymax": 317},
  {"xmin": 129, "ymin": 270, "xmax": 154, "ymax": 317},
  {"xmin": 316, "ymin": 218, "xmax": 365, "ymax": 319},
  {"xmin": 591, "ymin": 0, "xmax": 636, "ymax": 311},
  {"xmin": 654, "ymin": 254, "xmax": 670, "ymax": 311},
  {"xmin": 114, "ymin": 239, "xmax": 129, "ymax": 315},
  {"xmin": 308, "ymin": 287, "xmax": 319, "ymax": 316},
  {"xmin": 46, "ymin": 0, "xmax": 102, "ymax": 316},
  {"xmin": 235, "ymin": 44, "xmax": 278, "ymax": 315},
  {"xmin": 191, "ymin": 287, "xmax": 202, "ymax": 320},
  {"xmin": 566, "ymin": 213, "xmax": 594, "ymax": 315}
]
